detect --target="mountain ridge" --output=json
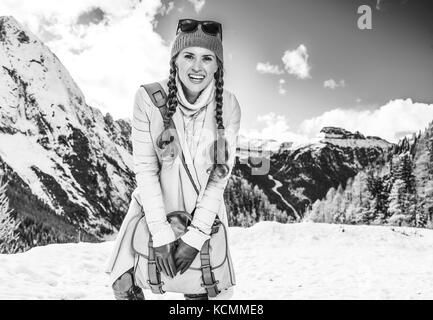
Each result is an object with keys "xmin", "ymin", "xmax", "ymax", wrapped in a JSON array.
[{"xmin": 0, "ymin": 15, "xmax": 135, "ymax": 247}]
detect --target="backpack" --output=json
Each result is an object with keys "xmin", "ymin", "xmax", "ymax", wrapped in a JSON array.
[{"xmin": 130, "ymin": 82, "xmax": 236, "ymax": 297}]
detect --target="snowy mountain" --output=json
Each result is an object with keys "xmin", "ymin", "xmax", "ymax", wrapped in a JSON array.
[
  {"xmin": 230, "ymin": 126, "xmax": 393, "ymax": 222},
  {"xmin": 237, "ymin": 134, "xmax": 285, "ymax": 157},
  {"xmin": 2, "ymin": 221, "xmax": 433, "ymax": 299},
  {"xmin": 0, "ymin": 16, "xmax": 135, "ymax": 245},
  {"xmin": 236, "ymin": 126, "xmax": 391, "ymax": 159},
  {"xmin": 317, "ymin": 126, "xmax": 392, "ymax": 149}
]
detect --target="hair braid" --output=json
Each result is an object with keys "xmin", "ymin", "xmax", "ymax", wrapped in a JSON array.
[
  {"xmin": 155, "ymin": 56, "xmax": 179, "ymax": 159},
  {"xmin": 210, "ymin": 59, "xmax": 230, "ymax": 179},
  {"xmin": 166, "ymin": 57, "xmax": 178, "ymax": 129},
  {"xmin": 214, "ymin": 66, "xmax": 225, "ymax": 136}
]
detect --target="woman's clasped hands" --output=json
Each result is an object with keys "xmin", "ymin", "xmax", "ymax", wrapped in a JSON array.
[{"xmin": 154, "ymin": 238, "xmax": 199, "ymax": 278}]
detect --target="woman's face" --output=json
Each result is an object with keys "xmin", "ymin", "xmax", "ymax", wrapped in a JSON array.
[{"xmin": 175, "ymin": 46, "xmax": 218, "ymax": 98}]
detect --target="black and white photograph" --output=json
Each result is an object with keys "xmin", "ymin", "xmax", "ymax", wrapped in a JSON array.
[{"xmin": 1, "ymin": 0, "xmax": 433, "ymax": 302}]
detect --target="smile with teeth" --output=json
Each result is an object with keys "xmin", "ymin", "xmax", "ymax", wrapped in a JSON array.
[{"xmin": 188, "ymin": 74, "xmax": 205, "ymax": 81}]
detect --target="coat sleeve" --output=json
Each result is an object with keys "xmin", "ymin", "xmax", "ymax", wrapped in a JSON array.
[
  {"xmin": 181, "ymin": 93, "xmax": 242, "ymax": 250},
  {"xmin": 132, "ymin": 87, "xmax": 176, "ymax": 247}
]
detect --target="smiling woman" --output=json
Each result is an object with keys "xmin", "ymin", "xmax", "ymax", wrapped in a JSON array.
[
  {"xmin": 105, "ymin": 18, "xmax": 241, "ymax": 301},
  {"xmin": 176, "ymin": 48, "xmax": 219, "ymax": 103}
]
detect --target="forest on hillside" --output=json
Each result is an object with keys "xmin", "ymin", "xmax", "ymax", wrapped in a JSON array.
[{"xmin": 304, "ymin": 122, "xmax": 433, "ymax": 229}]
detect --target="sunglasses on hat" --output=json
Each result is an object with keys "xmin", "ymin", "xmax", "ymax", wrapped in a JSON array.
[{"xmin": 176, "ymin": 19, "xmax": 222, "ymax": 41}]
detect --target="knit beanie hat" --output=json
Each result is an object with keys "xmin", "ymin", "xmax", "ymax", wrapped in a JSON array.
[{"xmin": 171, "ymin": 24, "xmax": 223, "ymax": 64}]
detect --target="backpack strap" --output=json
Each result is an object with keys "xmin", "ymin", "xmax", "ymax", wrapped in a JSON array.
[
  {"xmin": 143, "ymin": 82, "xmax": 167, "ymax": 109},
  {"xmin": 146, "ymin": 236, "xmax": 165, "ymax": 294},
  {"xmin": 200, "ymin": 239, "xmax": 220, "ymax": 297},
  {"xmin": 141, "ymin": 83, "xmax": 200, "ymax": 196}
]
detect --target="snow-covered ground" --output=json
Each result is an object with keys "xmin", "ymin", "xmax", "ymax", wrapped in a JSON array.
[{"xmin": 1, "ymin": 221, "xmax": 433, "ymax": 300}]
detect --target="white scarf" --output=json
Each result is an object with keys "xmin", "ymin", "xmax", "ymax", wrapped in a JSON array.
[
  {"xmin": 176, "ymin": 74, "xmax": 215, "ymax": 117},
  {"xmin": 175, "ymin": 74, "xmax": 215, "ymax": 159}
]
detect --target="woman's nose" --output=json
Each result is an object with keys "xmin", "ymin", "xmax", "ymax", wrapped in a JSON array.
[{"xmin": 192, "ymin": 60, "xmax": 203, "ymax": 72}]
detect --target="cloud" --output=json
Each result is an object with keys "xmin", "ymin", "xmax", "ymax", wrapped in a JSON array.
[
  {"xmin": 186, "ymin": 0, "xmax": 206, "ymax": 13},
  {"xmin": 298, "ymin": 99, "xmax": 433, "ymax": 143},
  {"xmin": 76, "ymin": 7, "xmax": 106, "ymax": 26},
  {"xmin": 158, "ymin": 1, "xmax": 174, "ymax": 16},
  {"xmin": 241, "ymin": 112, "xmax": 311, "ymax": 147},
  {"xmin": 282, "ymin": 44, "xmax": 311, "ymax": 79},
  {"xmin": 278, "ymin": 79, "xmax": 286, "ymax": 95},
  {"xmin": 242, "ymin": 99, "xmax": 433, "ymax": 148},
  {"xmin": 256, "ymin": 62, "xmax": 284, "ymax": 75},
  {"xmin": 324, "ymin": 79, "xmax": 346, "ymax": 90},
  {"xmin": 0, "ymin": 0, "xmax": 171, "ymax": 120}
]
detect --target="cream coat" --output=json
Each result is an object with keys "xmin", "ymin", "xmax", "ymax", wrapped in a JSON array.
[{"xmin": 105, "ymin": 79, "xmax": 241, "ymax": 286}]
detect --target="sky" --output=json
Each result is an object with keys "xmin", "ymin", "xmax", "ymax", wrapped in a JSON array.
[{"xmin": 1, "ymin": 0, "xmax": 432, "ymax": 145}]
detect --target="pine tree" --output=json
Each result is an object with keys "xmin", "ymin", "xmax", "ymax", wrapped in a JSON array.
[
  {"xmin": 399, "ymin": 153, "xmax": 416, "ymax": 194},
  {"xmin": 427, "ymin": 138, "xmax": 433, "ymax": 176},
  {"xmin": 323, "ymin": 187, "xmax": 336, "ymax": 223},
  {"xmin": 367, "ymin": 172, "xmax": 390, "ymax": 223},
  {"xmin": 349, "ymin": 173, "xmax": 365, "ymax": 224},
  {"xmin": 0, "ymin": 177, "xmax": 21, "ymax": 254},
  {"xmin": 345, "ymin": 202, "xmax": 357, "ymax": 223},
  {"xmin": 398, "ymin": 154, "xmax": 417, "ymax": 225},
  {"xmin": 420, "ymin": 180, "xmax": 433, "ymax": 227},
  {"xmin": 388, "ymin": 178, "xmax": 408, "ymax": 226},
  {"xmin": 340, "ymin": 178, "xmax": 355, "ymax": 223},
  {"xmin": 332, "ymin": 184, "xmax": 346, "ymax": 223},
  {"xmin": 352, "ymin": 171, "xmax": 375, "ymax": 224}
]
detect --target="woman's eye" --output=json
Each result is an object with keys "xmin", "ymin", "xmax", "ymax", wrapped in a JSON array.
[
  {"xmin": 203, "ymin": 57, "xmax": 213, "ymax": 62},
  {"xmin": 184, "ymin": 55, "xmax": 193, "ymax": 60}
]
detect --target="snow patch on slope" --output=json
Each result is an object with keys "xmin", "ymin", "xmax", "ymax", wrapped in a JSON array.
[
  {"xmin": 268, "ymin": 174, "xmax": 300, "ymax": 220},
  {"xmin": 323, "ymin": 137, "xmax": 391, "ymax": 150},
  {"xmin": 0, "ymin": 132, "xmax": 59, "ymax": 208}
]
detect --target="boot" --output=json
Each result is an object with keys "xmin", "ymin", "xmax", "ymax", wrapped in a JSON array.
[{"xmin": 112, "ymin": 268, "xmax": 145, "ymax": 300}]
